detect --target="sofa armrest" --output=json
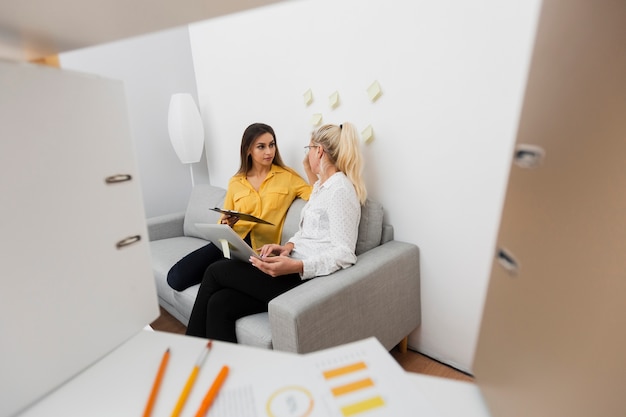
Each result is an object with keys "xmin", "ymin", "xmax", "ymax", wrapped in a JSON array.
[
  {"xmin": 146, "ymin": 211, "xmax": 185, "ymax": 241},
  {"xmin": 268, "ymin": 240, "xmax": 421, "ymax": 353}
]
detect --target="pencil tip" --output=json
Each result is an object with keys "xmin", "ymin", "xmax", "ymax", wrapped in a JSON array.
[{"xmin": 207, "ymin": 340, "xmax": 213, "ymax": 349}]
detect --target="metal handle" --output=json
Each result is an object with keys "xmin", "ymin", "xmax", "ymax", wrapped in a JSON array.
[
  {"xmin": 105, "ymin": 174, "xmax": 133, "ymax": 184},
  {"xmin": 496, "ymin": 247, "xmax": 519, "ymax": 275},
  {"xmin": 513, "ymin": 144, "xmax": 545, "ymax": 169},
  {"xmin": 116, "ymin": 235, "xmax": 141, "ymax": 249}
]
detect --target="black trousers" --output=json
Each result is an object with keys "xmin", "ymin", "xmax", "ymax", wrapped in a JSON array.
[
  {"xmin": 167, "ymin": 235, "xmax": 253, "ymax": 291},
  {"xmin": 166, "ymin": 243, "xmax": 224, "ymax": 291},
  {"xmin": 185, "ymin": 258, "xmax": 304, "ymax": 342}
]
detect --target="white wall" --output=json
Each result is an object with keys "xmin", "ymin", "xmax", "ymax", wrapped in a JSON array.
[
  {"xmin": 60, "ymin": 26, "xmax": 210, "ymax": 218},
  {"xmin": 189, "ymin": 0, "xmax": 541, "ymax": 372}
]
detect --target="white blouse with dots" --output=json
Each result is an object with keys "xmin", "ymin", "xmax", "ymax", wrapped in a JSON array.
[{"xmin": 288, "ymin": 172, "xmax": 361, "ymax": 280}]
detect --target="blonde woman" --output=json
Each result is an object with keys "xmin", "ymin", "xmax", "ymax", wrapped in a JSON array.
[{"xmin": 186, "ymin": 122, "xmax": 367, "ymax": 341}]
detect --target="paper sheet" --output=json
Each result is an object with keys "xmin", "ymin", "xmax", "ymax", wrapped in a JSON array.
[{"xmin": 207, "ymin": 338, "xmax": 439, "ymax": 417}]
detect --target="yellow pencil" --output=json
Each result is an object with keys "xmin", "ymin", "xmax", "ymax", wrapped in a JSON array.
[
  {"xmin": 194, "ymin": 365, "xmax": 230, "ymax": 417},
  {"xmin": 170, "ymin": 341, "xmax": 213, "ymax": 417},
  {"xmin": 142, "ymin": 348, "xmax": 170, "ymax": 417}
]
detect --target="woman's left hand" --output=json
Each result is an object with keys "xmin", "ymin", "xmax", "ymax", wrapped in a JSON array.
[
  {"xmin": 220, "ymin": 214, "xmax": 239, "ymax": 227},
  {"xmin": 249, "ymin": 255, "xmax": 303, "ymax": 277}
]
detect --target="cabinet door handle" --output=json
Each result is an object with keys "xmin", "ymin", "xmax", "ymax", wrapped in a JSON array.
[
  {"xmin": 116, "ymin": 235, "xmax": 141, "ymax": 249},
  {"xmin": 496, "ymin": 247, "xmax": 519, "ymax": 275},
  {"xmin": 105, "ymin": 174, "xmax": 133, "ymax": 184},
  {"xmin": 513, "ymin": 144, "xmax": 545, "ymax": 169}
]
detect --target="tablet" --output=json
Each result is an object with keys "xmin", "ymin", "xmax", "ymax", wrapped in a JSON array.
[{"xmin": 194, "ymin": 223, "xmax": 261, "ymax": 262}]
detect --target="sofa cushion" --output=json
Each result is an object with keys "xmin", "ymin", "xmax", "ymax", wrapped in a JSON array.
[
  {"xmin": 149, "ymin": 236, "xmax": 207, "ymax": 324},
  {"xmin": 355, "ymin": 199, "xmax": 384, "ymax": 255},
  {"xmin": 281, "ymin": 198, "xmax": 306, "ymax": 245},
  {"xmin": 236, "ymin": 313, "xmax": 273, "ymax": 349},
  {"xmin": 183, "ymin": 184, "xmax": 226, "ymax": 239}
]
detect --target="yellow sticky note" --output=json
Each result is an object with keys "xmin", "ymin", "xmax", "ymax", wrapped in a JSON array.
[
  {"xmin": 361, "ymin": 125, "xmax": 374, "ymax": 144},
  {"xmin": 367, "ymin": 81, "xmax": 382, "ymax": 102},
  {"xmin": 311, "ymin": 113, "xmax": 323, "ymax": 126},
  {"xmin": 303, "ymin": 89, "xmax": 313, "ymax": 106},
  {"xmin": 329, "ymin": 91, "xmax": 340, "ymax": 109}
]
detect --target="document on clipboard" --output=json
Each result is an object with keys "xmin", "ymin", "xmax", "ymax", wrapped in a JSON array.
[{"xmin": 209, "ymin": 207, "xmax": 274, "ymax": 225}]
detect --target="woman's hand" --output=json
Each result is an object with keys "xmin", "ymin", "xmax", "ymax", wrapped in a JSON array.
[
  {"xmin": 303, "ymin": 154, "xmax": 317, "ymax": 185},
  {"xmin": 256, "ymin": 243, "xmax": 292, "ymax": 258},
  {"xmin": 257, "ymin": 243, "xmax": 279, "ymax": 258},
  {"xmin": 220, "ymin": 214, "xmax": 239, "ymax": 227},
  {"xmin": 256, "ymin": 243, "xmax": 293, "ymax": 258},
  {"xmin": 250, "ymin": 255, "xmax": 303, "ymax": 277}
]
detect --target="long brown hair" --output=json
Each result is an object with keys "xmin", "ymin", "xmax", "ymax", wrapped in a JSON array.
[{"xmin": 236, "ymin": 123, "xmax": 287, "ymax": 175}]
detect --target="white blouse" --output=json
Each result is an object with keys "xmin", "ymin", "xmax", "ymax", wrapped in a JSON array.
[{"xmin": 288, "ymin": 172, "xmax": 361, "ymax": 280}]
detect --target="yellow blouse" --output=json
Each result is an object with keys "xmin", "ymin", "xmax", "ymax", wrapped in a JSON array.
[{"xmin": 222, "ymin": 165, "xmax": 312, "ymax": 250}]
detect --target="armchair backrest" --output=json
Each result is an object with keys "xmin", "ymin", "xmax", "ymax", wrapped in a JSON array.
[{"xmin": 183, "ymin": 184, "xmax": 226, "ymax": 238}]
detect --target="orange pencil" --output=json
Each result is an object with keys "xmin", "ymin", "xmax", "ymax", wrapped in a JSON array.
[
  {"xmin": 142, "ymin": 348, "xmax": 170, "ymax": 417},
  {"xmin": 194, "ymin": 365, "xmax": 230, "ymax": 417},
  {"xmin": 171, "ymin": 341, "xmax": 213, "ymax": 417}
]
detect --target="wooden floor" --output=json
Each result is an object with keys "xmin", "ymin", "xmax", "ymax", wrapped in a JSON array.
[{"xmin": 151, "ymin": 307, "xmax": 474, "ymax": 383}]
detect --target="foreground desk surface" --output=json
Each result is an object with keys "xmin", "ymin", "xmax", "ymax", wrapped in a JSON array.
[
  {"xmin": 19, "ymin": 330, "xmax": 490, "ymax": 417},
  {"xmin": 407, "ymin": 374, "xmax": 490, "ymax": 417}
]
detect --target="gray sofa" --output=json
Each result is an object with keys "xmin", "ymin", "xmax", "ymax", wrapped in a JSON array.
[{"xmin": 147, "ymin": 184, "xmax": 421, "ymax": 354}]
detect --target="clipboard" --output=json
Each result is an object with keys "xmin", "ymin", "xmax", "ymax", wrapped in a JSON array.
[
  {"xmin": 194, "ymin": 223, "xmax": 261, "ymax": 262},
  {"xmin": 209, "ymin": 207, "xmax": 274, "ymax": 225}
]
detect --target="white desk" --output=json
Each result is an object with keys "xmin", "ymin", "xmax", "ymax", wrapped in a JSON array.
[
  {"xmin": 20, "ymin": 330, "xmax": 289, "ymax": 417},
  {"xmin": 407, "ymin": 374, "xmax": 491, "ymax": 417},
  {"xmin": 19, "ymin": 330, "xmax": 491, "ymax": 417}
]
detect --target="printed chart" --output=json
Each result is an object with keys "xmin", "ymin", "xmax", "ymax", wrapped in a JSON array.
[
  {"xmin": 205, "ymin": 338, "xmax": 436, "ymax": 417},
  {"xmin": 321, "ymin": 361, "xmax": 384, "ymax": 416}
]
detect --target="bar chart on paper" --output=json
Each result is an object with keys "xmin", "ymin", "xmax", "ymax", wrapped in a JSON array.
[
  {"xmin": 318, "ymin": 358, "xmax": 386, "ymax": 416},
  {"xmin": 206, "ymin": 337, "xmax": 436, "ymax": 417},
  {"xmin": 307, "ymin": 338, "xmax": 436, "ymax": 417}
]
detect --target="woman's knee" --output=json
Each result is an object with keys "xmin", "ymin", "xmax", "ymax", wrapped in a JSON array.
[
  {"xmin": 206, "ymin": 289, "xmax": 234, "ymax": 313},
  {"xmin": 207, "ymin": 289, "xmax": 265, "ymax": 320}
]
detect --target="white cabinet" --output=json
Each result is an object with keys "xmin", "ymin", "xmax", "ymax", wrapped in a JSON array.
[
  {"xmin": 473, "ymin": 1, "xmax": 626, "ymax": 416},
  {"xmin": 0, "ymin": 61, "xmax": 159, "ymax": 417}
]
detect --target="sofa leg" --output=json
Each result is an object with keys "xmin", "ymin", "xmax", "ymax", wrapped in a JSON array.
[{"xmin": 398, "ymin": 336, "xmax": 408, "ymax": 353}]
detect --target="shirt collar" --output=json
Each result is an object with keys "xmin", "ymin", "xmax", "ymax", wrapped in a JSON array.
[{"xmin": 314, "ymin": 171, "xmax": 343, "ymax": 191}]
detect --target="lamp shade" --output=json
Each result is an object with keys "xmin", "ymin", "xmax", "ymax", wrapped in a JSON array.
[{"xmin": 167, "ymin": 93, "xmax": 205, "ymax": 164}]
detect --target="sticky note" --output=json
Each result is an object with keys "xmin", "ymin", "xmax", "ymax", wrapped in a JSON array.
[
  {"xmin": 219, "ymin": 239, "xmax": 231, "ymax": 259},
  {"xmin": 311, "ymin": 113, "xmax": 323, "ymax": 126},
  {"xmin": 361, "ymin": 125, "xmax": 374, "ymax": 143},
  {"xmin": 329, "ymin": 91, "xmax": 340, "ymax": 109},
  {"xmin": 367, "ymin": 81, "xmax": 382, "ymax": 102},
  {"xmin": 303, "ymin": 89, "xmax": 313, "ymax": 106}
]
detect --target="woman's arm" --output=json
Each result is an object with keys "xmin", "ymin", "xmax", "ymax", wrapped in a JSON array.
[
  {"xmin": 219, "ymin": 177, "xmax": 239, "ymax": 226},
  {"xmin": 302, "ymin": 154, "xmax": 318, "ymax": 185}
]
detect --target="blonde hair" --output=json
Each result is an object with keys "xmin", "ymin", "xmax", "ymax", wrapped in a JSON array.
[{"xmin": 311, "ymin": 122, "xmax": 367, "ymax": 204}]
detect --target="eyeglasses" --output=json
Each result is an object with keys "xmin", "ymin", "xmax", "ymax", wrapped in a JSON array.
[{"xmin": 304, "ymin": 145, "xmax": 320, "ymax": 154}]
